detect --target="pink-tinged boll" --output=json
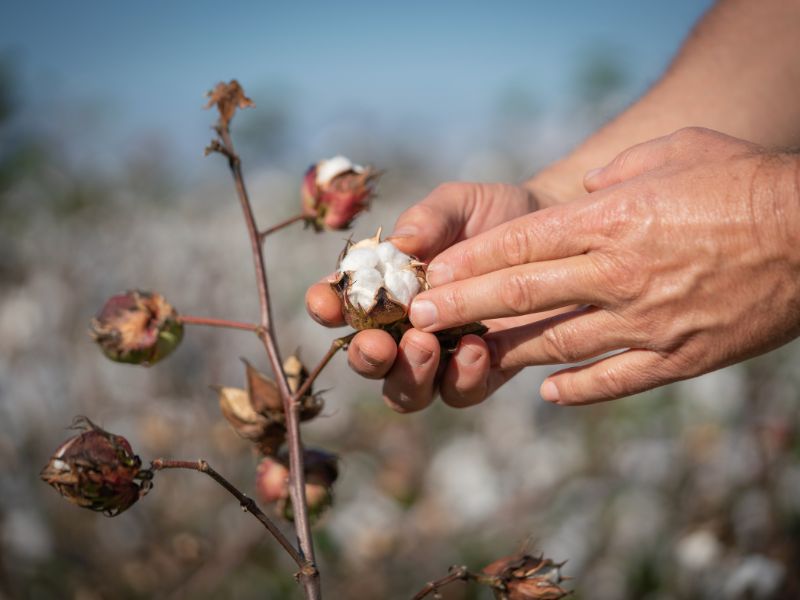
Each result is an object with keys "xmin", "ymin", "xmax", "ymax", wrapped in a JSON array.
[
  {"xmin": 301, "ymin": 156, "xmax": 378, "ymax": 231},
  {"xmin": 40, "ymin": 417, "xmax": 153, "ymax": 517}
]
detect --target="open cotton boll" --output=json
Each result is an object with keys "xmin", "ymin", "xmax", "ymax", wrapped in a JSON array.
[
  {"xmin": 332, "ymin": 228, "xmax": 428, "ymax": 330},
  {"xmin": 315, "ymin": 155, "xmax": 364, "ymax": 186},
  {"xmin": 384, "ymin": 269, "xmax": 420, "ymax": 307},
  {"xmin": 339, "ymin": 247, "xmax": 379, "ymax": 272},
  {"xmin": 375, "ymin": 242, "xmax": 411, "ymax": 272},
  {"xmin": 347, "ymin": 268, "xmax": 383, "ymax": 310}
]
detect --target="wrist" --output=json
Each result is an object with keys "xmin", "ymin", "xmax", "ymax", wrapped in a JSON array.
[{"xmin": 753, "ymin": 151, "xmax": 800, "ymax": 270}]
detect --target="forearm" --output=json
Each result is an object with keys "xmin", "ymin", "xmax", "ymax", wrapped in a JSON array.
[{"xmin": 527, "ymin": 0, "xmax": 800, "ymax": 205}]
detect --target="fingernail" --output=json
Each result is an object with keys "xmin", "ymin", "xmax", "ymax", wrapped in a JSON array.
[
  {"xmin": 404, "ymin": 341, "xmax": 433, "ymax": 367},
  {"xmin": 540, "ymin": 380, "xmax": 560, "ymax": 403},
  {"xmin": 426, "ymin": 262, "xmax": 453, "ymax": 286},
  {"xmin": 584, "ymin": 167, "xmax": 603, "ymax": 183},
  {"xmin": 409, "ymin": 299, "xmax": 437, "ymax": 330},
  {"xmin": 389, "ymin": 225, "xmax": 418, "ymax": 239},
  {"xmin": 455, "ymin": 344, "xmax": 483, "ymax": 366}
]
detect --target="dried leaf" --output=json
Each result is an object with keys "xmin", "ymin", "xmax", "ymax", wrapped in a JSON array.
[{"xmin": 204, "ymin": 79, "xmax": 254, "ymax": 127}]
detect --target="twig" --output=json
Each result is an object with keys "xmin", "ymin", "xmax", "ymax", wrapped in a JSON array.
[
  {"xmin": 292, "ymin": 333, "xmax": 356, "ymax": 402},
  {"xmin": 259, "ymin": 214, "xmax": 307, "ymax": 242},
  {"xmin": 411, "ymin": 566, "xmax": 472, "ymax": 600},
  {"xmin": 150, "ymin": 458, "xmax": 305, "ymax": 569},
  {"xmin": 178, "ymin": 315, "xmax": 260, "ymax": 333},
  {"xmin": 212, "ymin": 119, "xmax": 321, "ymax": 599}
]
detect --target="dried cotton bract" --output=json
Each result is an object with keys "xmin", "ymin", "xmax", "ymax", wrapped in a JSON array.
[{"xmin": 331, "ymin": 229, "xmax": 426, "ymax": 331}]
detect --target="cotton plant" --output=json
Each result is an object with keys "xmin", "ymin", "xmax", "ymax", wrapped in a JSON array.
[{"xmin": 38, "ymin": 79, "xmax": 569, "ymax": 600}]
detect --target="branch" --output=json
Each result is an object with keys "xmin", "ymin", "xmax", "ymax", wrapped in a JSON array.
[
  {"xmin": 150, "ymin": 458, "xmax": 306, "ymax": 570},
  {"xmin": 212, "ymin": 118, "xmax": 321, "ymax": 600},
  {"xmin": 411, "ymin": 566, "xmax": 471, "ymax": 600},
  {"xmin": 178, "ymin": 315, "xmax": 261, "ymax": 333},
  {"xmin": 259, "ymin": 214, "xmax": 307, "ymax": 242},
  {"xmin": 292, "ymin": 333, "xmax": 355, "ymax": 402}
]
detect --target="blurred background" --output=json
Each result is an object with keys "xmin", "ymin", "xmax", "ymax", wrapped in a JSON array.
[{"xmin": 3, "ymin": 1, "xmax": 800, "ymax": 598}]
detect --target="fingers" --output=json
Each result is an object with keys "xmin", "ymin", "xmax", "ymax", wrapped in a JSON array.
[
  {"xmin": 389, "ymin": 182, "xmax": 536, "ymax": 261},
  {"xmin": 487, "ymin": 307, "xmax": 643, "ymax": 369},
  {"xmin": 438, "ymin": 335, "xmax": 491, "ymax": 408},
  {"xmin": 346, "ymin": 329, "xmax": 397, "ymax": 379},
  {"xmin": 424, "ymin": 201, "xmax": 596, "ymax": 286},
  {"xmin": 410, "ymin": 255, "xmax": 608, "ymax": 332},
  {"xmin": 540, "ymin": 348, "xmax": 670, "ymax": 405},
  {"xmin": 382, "ymin": 329, "xmax": 441, "ymax": 413},
  {"xmin": 306, "ymin": 278, "xmax": 345, "ymax": 327}
]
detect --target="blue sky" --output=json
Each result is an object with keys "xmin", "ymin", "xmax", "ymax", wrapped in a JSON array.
[{"xmin": 2, "ymin": 1, "xmax": 714, "ymax": 170}]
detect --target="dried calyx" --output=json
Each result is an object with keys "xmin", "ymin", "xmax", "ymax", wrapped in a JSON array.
[
  {"xmin": 302, "ymin": 156, "xmax": 378, "ymax": 231},
  {"xmin": 217, "ymin": 354, "xmax": 322, "ymax": 456},
  {"xmin": 90, "ymin": 290, "xmax": 183, "ymax": 366},
  {"xmin": 482, "ymin": 553, "xmax": 570, "ymax": 600},
  {"xmin": 40, "ymin": 417, "xmax": 153, "ymax": 517}
]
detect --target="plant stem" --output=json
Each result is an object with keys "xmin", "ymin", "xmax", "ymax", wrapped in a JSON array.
[
  {"xmin": 292, "ymin": 333, "xmax": 355, "ymax": 402},
  {"xmin": 178, "ymin": 315, "xmax": 260, "ymax": 333},
  {"xmin": 150, "ymin": 458, "xmax": 305, "ymax": 569},
  {"xmin": 411, "ymin": 566, "xmax": 471, "ymax": 600},
  {"xmin": 214, "ymin": 123, "xmax": 321, "ymax": 600},
  {"xmin": 259, "ymin": 214, "xmax": 307, "ymax": 241}
]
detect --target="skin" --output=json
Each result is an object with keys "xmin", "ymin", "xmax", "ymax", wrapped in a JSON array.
[{"xmin": 306, "ymin": 0, "xmax": 800, "ymax": 410}]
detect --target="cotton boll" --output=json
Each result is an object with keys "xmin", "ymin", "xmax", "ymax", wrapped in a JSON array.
[
  {"xmin": 347, "ymin": 268, "xmax": 383, "ymax": 310},
  {"xmin": 315, "ymin": 155, "xmax": 364, "ymax": 185},
  {"xmin": 376, "ymin": 242, "xmax": 411, "ymax": 273},
  {"xmin": 384, "ymin": 269, "xmax": 420, "ymax": 307},
  {"xmin": 340, "ymin": 247, "xmax": 378, "ymax": 272}
]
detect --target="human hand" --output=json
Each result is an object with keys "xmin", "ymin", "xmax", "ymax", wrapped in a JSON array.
[
  {"xmin": 306, "ymin": 182, "xmax": 558, "ymax": 412},
  {"xmin": 411, "ymin": 127, "xmax": 800, "ymax": 405}
]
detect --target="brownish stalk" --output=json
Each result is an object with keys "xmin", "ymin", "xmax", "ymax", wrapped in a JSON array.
[
  {"xmin": 213, "ymin": 122, "xmax": 321, "ymax": 599},
  {"xmin": 150, "ymin": 459, "xmax": 304, "ymax": 569},
  {"xmin": 292, "ymin": 333, "xmax": 356, "ymax": 402},
  {"xmin": 411, "ymin": 566, "xmax": 472, "ymax": 600},
  {"xmin": 178, "ymin": 315, "xmax": 261, "ymax": 333},
  {"xmin": 259, "ymin": 214, "xmax": 307, "ymax": 241}
]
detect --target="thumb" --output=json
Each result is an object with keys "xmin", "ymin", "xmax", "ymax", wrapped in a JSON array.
[
  {"xmin": 583, "ymin": 134, "xmax": 676, "ymax": 193},
  {"xmin": 583, "ymin": 126, "xmax": 757, "ymax": 193},
  {"xmin": 388, "ymin": 182, "xmax": 536, "ymax": 262}
]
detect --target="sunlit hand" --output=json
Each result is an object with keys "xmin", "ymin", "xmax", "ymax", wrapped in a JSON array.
[
  {"xmin": 306, "ymin": 182, "xmax": 557, "ymax": 412},
  {"xmin": 411, "ymin": 128, "xmax": 800, "ymax": 405}
]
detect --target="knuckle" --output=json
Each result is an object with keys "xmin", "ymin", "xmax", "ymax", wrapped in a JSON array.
[
  {"xmin": 669, "ymin": 126, "xmax": 707, "ymax": 145},
  {"xmin": 439, "ymin": 286, "xmax": 470, "ymax": 324},
  {"xmin": 592, "ymin": 252, "xmax": 646, "ymax": 306},
  {"xmin": 594, "ymin": 364, "xmax": 628, "ymax": 399},
  {"xmin": 498, "ymin": 273, "xmax": 534, "ymax": 314},
  {"xmin": 500, "ymin": 223, "xmax": 531, "ymax": 266},
  {"xmin": 432, "ymin": 181, "xmax": 466, "ymax": 199},
  {"xmin": 541, "ymin": 324, "xmax": 578, "ymax": 364}
]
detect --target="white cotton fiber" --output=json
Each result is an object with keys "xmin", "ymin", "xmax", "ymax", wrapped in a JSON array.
[
  {"xmin": 348, "ymin": 268, "xmax": 383, "ymax": 309},
  {"xmin": 383, "ymin": 269, "xmax": 420, "ymax": 306},
  {"xmin": 375, "ymin": 242, "xmax": 410, "ymax": 272},
  {"xmin": 340, "ymin": 247, "xmax": 379, "ymax": 272}
]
